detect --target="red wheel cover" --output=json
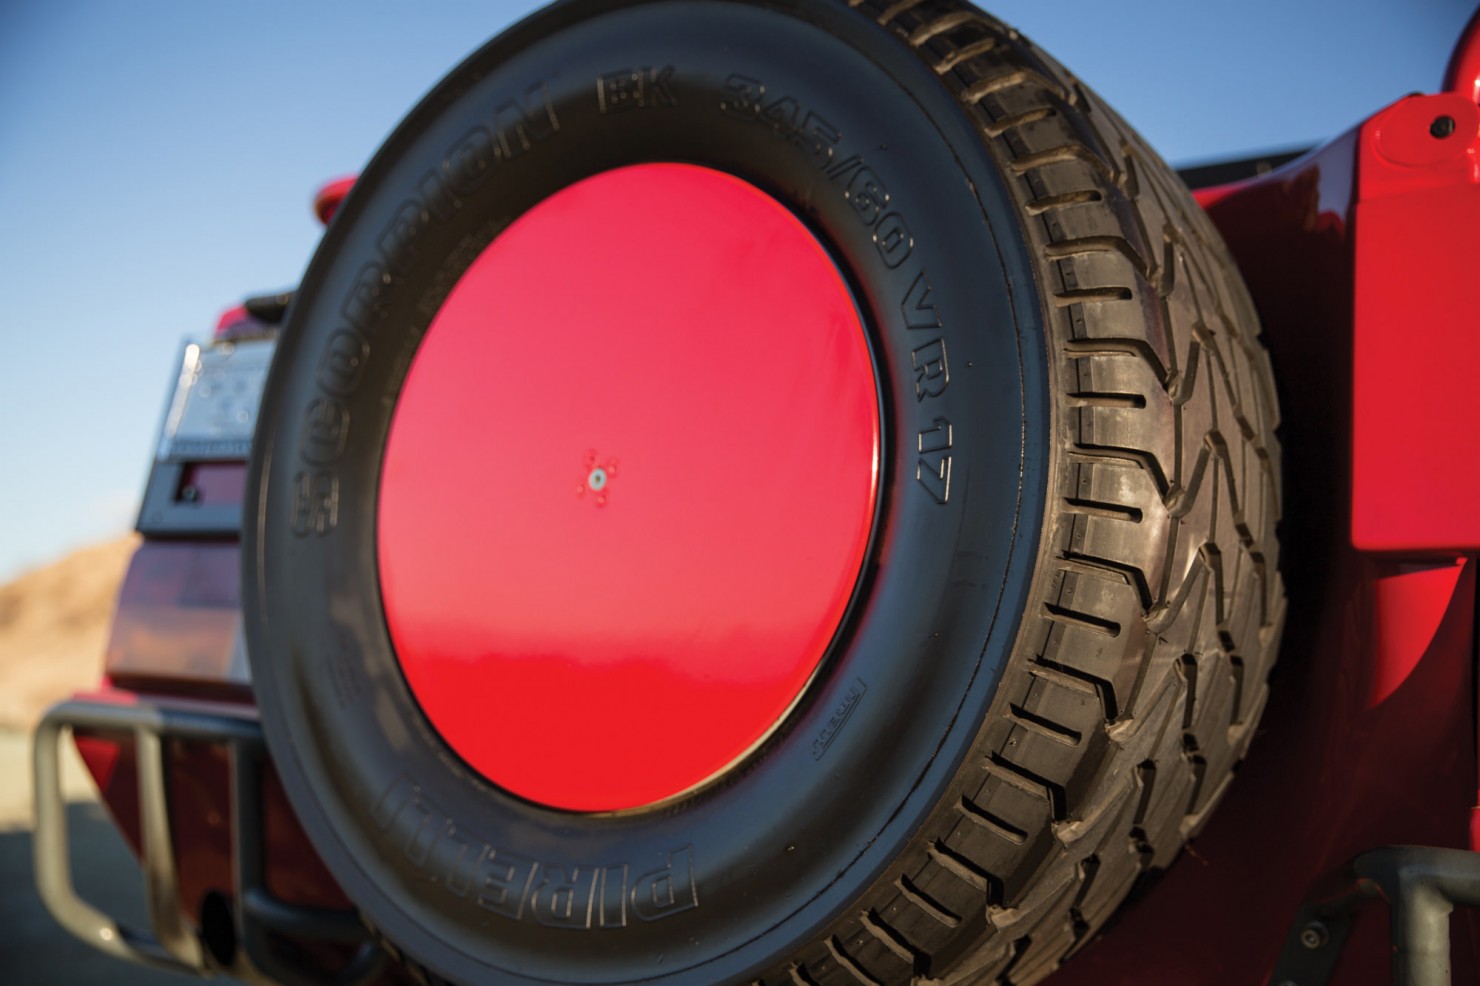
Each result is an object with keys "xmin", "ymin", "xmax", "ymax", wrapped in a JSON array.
[{"xmin": 378, "ymin": 164, "xmax": 879, "ymax": 811}]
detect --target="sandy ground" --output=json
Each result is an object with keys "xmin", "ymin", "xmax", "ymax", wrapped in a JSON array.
[{"xmin": 0, "ymin": 537, "xmax": 204, "ymax": 983}]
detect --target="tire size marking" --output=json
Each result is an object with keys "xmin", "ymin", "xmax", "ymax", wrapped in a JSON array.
[
  {"xmin": 372, "ymin": 776, "xmax": 699, "ymax": 929},
  {"xmin": 290, "ymin": 80, "xmax": 562, "ymax": 537},
  {"xmin": 812, "ymin": 678, "xmax": 867, "ymax": 760},
  {"xmin": 597, "ymin": 65, "xmax": 677, "ymax": 114},
  {"xmin": 720, "ymin": 79, "xmax": 955, "ymax": 505},
  {"xmin": 917, "ymin": 416, "xmax": 953, "ymax": 505},
  {"xmin": 720, "ymin": 75, "xmax": 914, "ymax": 270},
  {"xmin": 903, "ymin": 272, "xmax": 953, "ymax": 503}
]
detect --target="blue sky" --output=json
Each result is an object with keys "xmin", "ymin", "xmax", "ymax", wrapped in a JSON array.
[{"xmin": 0, "ymin": 0, "xmax": 1471, "ymax": 581}]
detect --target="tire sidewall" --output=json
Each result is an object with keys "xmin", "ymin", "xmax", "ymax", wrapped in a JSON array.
[{"xmin": 244, "ymin": 2, "xmax": 1049, "ymax": 982}]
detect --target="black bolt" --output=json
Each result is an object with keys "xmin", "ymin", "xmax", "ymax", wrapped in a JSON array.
[
  {"xmin": 1431, "ymin": 115, "xmax": 1457, "ymax": 139},
  {"xmin": 180, "ymin": 485, "xmax": 200, "ymax": 503}
]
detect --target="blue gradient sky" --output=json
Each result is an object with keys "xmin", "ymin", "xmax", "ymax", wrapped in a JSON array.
[{"xmin": 0, "ymin": 0, "xmax": 1471, "ymax": 580}]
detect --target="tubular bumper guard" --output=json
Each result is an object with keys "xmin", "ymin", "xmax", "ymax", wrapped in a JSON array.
[
  {"xmin": 34, "ymin": 699, "xmax": 1480, "ymax": 985},
  {"xmin": 32, "ymin": 697, "xmax": 385, "ymax": 985}
]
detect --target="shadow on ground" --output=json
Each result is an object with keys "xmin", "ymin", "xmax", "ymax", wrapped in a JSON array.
[{"xmin": 0, "ymin": 766, "xmax": 203, "ymax": 983}]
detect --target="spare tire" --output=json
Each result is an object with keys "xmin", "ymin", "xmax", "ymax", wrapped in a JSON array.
[{"xmin": 243, "ymin": 1, "xmax": 1285, "ymax": 984}]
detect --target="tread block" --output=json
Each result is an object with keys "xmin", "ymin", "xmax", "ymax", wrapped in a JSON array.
[{"xmin": 878, "ymin": 881, "xmax": 962, "ymax": 955}]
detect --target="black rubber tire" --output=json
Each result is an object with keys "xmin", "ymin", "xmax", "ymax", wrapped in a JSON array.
[{"xmin": 242, "ymin": 2, "xmax": 1285, "ymax": 984}]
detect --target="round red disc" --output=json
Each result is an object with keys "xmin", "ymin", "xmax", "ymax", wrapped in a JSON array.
[{"xmin": 377, "ymin": 163, "xmax": 879, "ymax": 811}]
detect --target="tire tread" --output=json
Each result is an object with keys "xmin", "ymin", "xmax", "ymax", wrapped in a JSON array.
[{"xmin": 776, "ymin": 3, "xmax": 1287, "ymax": 983}]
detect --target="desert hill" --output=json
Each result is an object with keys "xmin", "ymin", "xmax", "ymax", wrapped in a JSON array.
[{"xmin": 0, "ymin": 536, "xmax": 138, "ymax": 731}]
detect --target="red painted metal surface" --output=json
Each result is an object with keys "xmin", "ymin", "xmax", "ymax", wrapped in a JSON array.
[
  {"xmin": 213, "ymin": 304, "xmax": 251, "ymax": 339},
  {"xmin": 378, "ymin": 163, "xmax": 879, "ymax": 812},
  {"xmin": 1367, "ymin": 561, "xmax": 1466, "ymax": 707},
  {"xmin": 312, "ymin": 175, "xmax": 355, "ymax": 226},
  {"xmin": 1453, "ymin": 0, "xmax": 1480, "ymax": 876},
  {"xmin": 1351, "ymin": 91, "xmax": 1480, "ymax": 553},
  {"xmin": 214, "ymin": 304, "xmax": 277, "ymax": 341}
]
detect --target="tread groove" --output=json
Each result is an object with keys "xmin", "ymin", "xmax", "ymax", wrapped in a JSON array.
[
  {"xmin": 962, "ymin": 68, "xmax": 1069, "ymax": 104},
  {"xmin": 927, "ymin": 839, "xmax": 999, "ymax": 897},
  {"xmin": 1063, "ymin": 498, "xmax": 1143, "ymax": 522},
  {"xmin": 876, "ymin": 0, "xmax": 929, "ymax": 26},
  {"xmin": 789, "ymin": 963, "xmax": 821, "ymax": 986},
  {"xmin": 982, "ymin": 106, "xmax": 1058, "ymax": 138},
  {"xmin": 1028, "ymin": 663, "xmax": 1103, "ymax": 697},
  {"xmin": 1043, "ymin": 236, "xmax": 1153, "ymax": 281},
  {"xmin": 932, "ymin": 37, "xmax": 1000, "ymax": 72},
  {"xmin": 1178, "ymin": 655, "xmax": 1198, "ymax": 729},
  {"xmin": 1009, "ymin": 143, "xmax": 1117, "ymax": 182},
  {"xmin": 906, "ymin": 9, "xmax": 977, "ymax": 44},
  {"xmin": 1042, "ymin": 603, "xmax": 1121, "ymax": 637},
  {"xmin": 959, "ymin": 793, "xmax": 1033, "ymax": 841},
  {"xmin": 1053, "ymin": 287, "xmax": 1133, "ymax": 307},
  {"xmin": 1060, "ymin": 552, "xmax": 1154, "ymax": 611},
  {"xmin": 861, "ymin": 910, "xmax": 926, "ymax": 970},
  {"xmin": 1033, "ymin": 656, "xmax": 1120, "ymax": 721},
  {"xmin": 987, "ymin": 754, "xmax": 1069, "ymax": 820},
  {"xmin": 1066, "ymin": 390, "xmax": 1146, "ymax": 409},
  {"xmin": 827, "ymin": 936, "xmax": 883, "ymax": 986},
  {"xmin": 1025, "ymin": 189, "xmax": 1103, "ymax": 214},
  {"xmin": 1062, "ymin": 337, "xmax": 1170, "ymax": 387},
  {"xmin": 897, "ymin": 875, "xmax": 962, "ymax": 928},
  {"xmin": 1070, "ymin": 443, "xmax": 1170, "ymax": 496},
  {"xmin": 1132, "ymin": 761, "xmax": 1156, "ymax": 824},
  {"xmin": 1006, "ymin": 704, "xmax": 1082, "ymax": 746}
]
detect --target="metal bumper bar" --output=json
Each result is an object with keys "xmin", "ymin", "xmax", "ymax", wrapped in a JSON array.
[
  {"xmin": 1271, "ymin": 846, "xmax": 1480, "ymax": 986},
  {"xmin": 32, "ymin": 697, "xmax": 385, "ymax": 985}
]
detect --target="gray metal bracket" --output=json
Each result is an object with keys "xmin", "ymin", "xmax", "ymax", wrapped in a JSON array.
[
  {"xmin": 32, "ymin": 698, "xmax": 384, "ymax": 984},
  {"xmin": 1270, "ymin": 846, "xmax": 1480, "ymax": 986}
]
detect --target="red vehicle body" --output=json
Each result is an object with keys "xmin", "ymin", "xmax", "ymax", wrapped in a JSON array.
[{"xmin": 31, "ymin": 9, "xmax": 1480, "ymax": 986}]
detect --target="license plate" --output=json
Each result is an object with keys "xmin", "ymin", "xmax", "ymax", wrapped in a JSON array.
[{"xmin": 157, "ymin": 338, "xmax": 276, "ymax": 461}]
